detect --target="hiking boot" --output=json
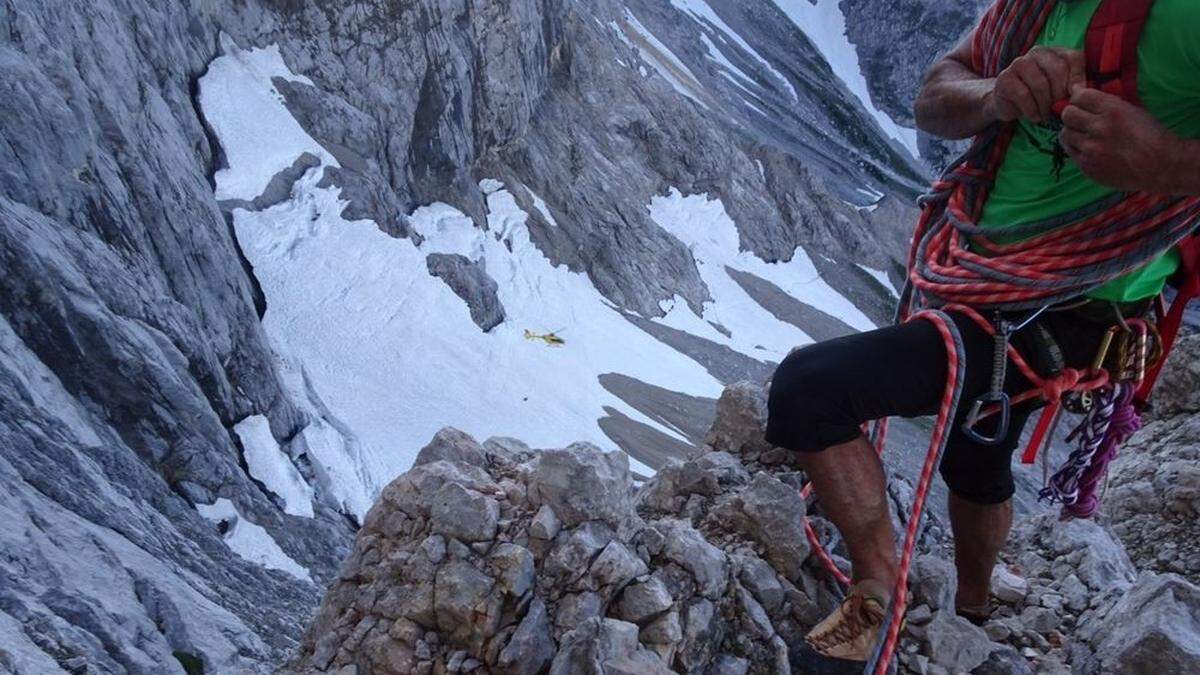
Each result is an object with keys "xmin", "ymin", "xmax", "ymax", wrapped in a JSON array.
[
  {"xmin": 790, "ymin": 579, "xmax": 892, "ymax": 674},
  {"xmin": 956, "ymin": 601, "xmax": 992, "ymax": 626}
]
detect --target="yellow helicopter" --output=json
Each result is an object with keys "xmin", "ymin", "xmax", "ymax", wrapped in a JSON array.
[{"xmin": 523, "ymin": 328, "xmax": 566, "ymax": 347}]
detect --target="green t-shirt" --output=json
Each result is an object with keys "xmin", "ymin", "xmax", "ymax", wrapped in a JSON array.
[{"xmin": 980, "ymin": 0, "xmax": 1200, "ymax": 302}]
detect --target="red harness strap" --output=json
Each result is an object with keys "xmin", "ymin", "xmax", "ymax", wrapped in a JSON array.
[
  {"xmin": 1137, "ymin": 236, "xmax": 1200, "ymax": 406},
  {"xmin": 1086, "ymin": 0, "xmax": 1154, "ymax": 103}
]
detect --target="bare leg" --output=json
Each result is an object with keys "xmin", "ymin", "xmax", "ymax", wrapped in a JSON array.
[
  {"xmin": 799, "ymin": 435, "xmax": 898, "ymax": 587},
  {"xmin": 948, "ymin": 492, "xmax": 1012, "ymax": 609}
]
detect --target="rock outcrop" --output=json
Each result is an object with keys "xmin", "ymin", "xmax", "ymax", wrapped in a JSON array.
[
  {"xmin": 283, "ymin": 386, "xmax": 835, "ymax": 674},
  {"xmin": 289, "ymin": 379, "xmax": 1200, "ymax": 674},
  {"xmin": 1105, "ymin": 335, "xmax": 1200, "ymax": 582}
]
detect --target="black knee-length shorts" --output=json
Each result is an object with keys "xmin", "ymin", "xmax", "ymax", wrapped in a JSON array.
[{"xmin": 765, "ymin": 306, "xmax": 1117, "ymax": 505}]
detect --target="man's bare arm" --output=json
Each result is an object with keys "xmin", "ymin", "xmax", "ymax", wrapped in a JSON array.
[
  {"xmin": 913, "ymin": 34, "xmax": 997, "ymax": 139},
  {"xmin": 915, "ymin": 32, "xmax": 1086, "ymax": 140}
]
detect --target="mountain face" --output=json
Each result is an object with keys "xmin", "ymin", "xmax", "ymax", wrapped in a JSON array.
[{"xmin": 0, "ymin": 0, "xmax": 1020, "ymax": 672}]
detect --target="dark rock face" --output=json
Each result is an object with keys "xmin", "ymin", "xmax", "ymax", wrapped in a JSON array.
[
  {"xmin": 0, "ymin": 2, "xmax": 352, "ymax": 670},
  {"xmin": 427, "ymin": 253, "xmax": 508, "ymax": 331},
  {"xmin": 841, "ymin": 0, "xmax": 993, "ymax": 168}
]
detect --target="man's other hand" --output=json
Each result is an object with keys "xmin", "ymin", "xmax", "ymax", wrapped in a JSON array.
[
  {"xmin": 1060, "ymin": 88, "xmax": 1180, "ymax": 193},
  {"xmin": 986, "ymin": 47, "xmax": 1086, "ymax": 124}
]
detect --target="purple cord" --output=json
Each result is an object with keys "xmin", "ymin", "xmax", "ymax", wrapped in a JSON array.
[
  {"xmin": 1063, "ymin": 385, "xmax": 1141, "ymax": 518},
  {"xmin": 1041, "ymin": 384, "xmax": 1142, "ymax": 519}
]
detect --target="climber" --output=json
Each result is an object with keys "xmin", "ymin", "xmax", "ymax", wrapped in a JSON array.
[{"xmin": 764, "ymin": 1, "xmax": 1200, "ymax": 672}]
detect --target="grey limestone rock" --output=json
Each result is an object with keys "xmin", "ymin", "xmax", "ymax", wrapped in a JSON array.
[
  {"xmin": 910, "ymin": 554, "xmax": 956, "ymax": 611},
  {"xmin": 589, "ymin": 541, "xmax": 649, "ymax": 591},
  {"xmin": 530, "ymin": 504, "xmax": 563, "ymax": 541},
  {"xmin": 488, "ymin": 543, "xmax": 536, "ymax": 599},
  {"xmin": 705, "ymin": 381, "xmax": 773, "ymax": 459},
  {"xmin": 992, "ymin": 565, "xmax": 1031, "ymax": 604},
  {"xmin": 430, "ymin": 482, "xmax": 500, "ymax": 543},
  {"xmin": 616, "ymin": 578, "xmax": 675, "ymax": 625},
  {"xmin": 549, "ymin": 617, "xmax": 672, "ymax": 675},
  {"xmin": 655, "ymin": 519, "xmax": 730, "ymax": 600},
  {"xmin": 415, "ymin": 427, "xmax": 489, "ymax": 469},
  {"xmin": 496, "ymin": 597, "xmax": 555, "ymax": 675},
  {"xmin": 527, "ymin": 444, "xmax": 633, "ymax": 528},
  {"xmin": 924, "ymin": 610, "xmax": 999, "ymax": 673},
  {"xmin": 724, "ymin": 472, "xmax": 810, "ymax": 583},
  {"xmin": 1093, "ymin": 573, "xmax": 1200, "ymax": 674},
  {"xmin": 426, "ymin": 253, "xmax": 507, "ymax": 332},
  {"xmin": 1104, "ymin": 337, "xmax": 1200, "ymax": 584}
]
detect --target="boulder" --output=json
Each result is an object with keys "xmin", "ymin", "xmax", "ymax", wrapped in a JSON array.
[
  {"xmin": 910, "ymin": 554, "xmax": 956, "ymax": 611},
  {"xmin": 429, "ymin": 481, "xmax": 499, "ymax": 543},
  {"xmin": 1094, "ymin": 573, "xmax": 1200, "ymax": 673},
  {"xmin": 924, "ymin": 610, "xmax": 998, "ymax": 673},
  {"xmin": 705, "ymin": 381, "xmax": 773, "ymax": 457},
  {"xmin": 991, "ymin": 565, "xmax": 1029, "ymax": 604},
  {"xmin": 616, "ymin": 577, "xmax": 674, "ymax": 624},
  {"xmin": 414, "ymin": 427, "xmax": 488, "ymax": 468},
  {"xmin": 655, "ymin": 519, "xmax": 729, "ymax": 599},
  {"xmin": 725, "ymin": 472, "xmax": 810, "ymax": 581},
  {"xmin": 527, "ymin": 444, "xmax": 633, "ymax": 528},
  {"xmin": 548, "ymin": 618, "xmax": 671, "ymax": 675},
  {"xmin": 496, "ymin": 598, "xmax": 554, "ymax": 675}
]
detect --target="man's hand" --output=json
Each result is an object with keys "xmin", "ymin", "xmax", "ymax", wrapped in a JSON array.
[
  {"xmin": 986, "ymin": 47, "xmax": 1087, "ymax": 124},
  {"xmin": 1059, "ymin": 88, "xmax": 1192, "ymax": 194}
]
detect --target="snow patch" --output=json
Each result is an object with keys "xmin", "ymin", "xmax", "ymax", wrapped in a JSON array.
[
  {"xmin": 198, "ymin": 34, "xmax": 337, "ymax": 201},
  {"xmin": 234, "ymin": 415, "xmax": 314, "ymax": 518},
  {"xmin": 858, "ymin": 263, "xmax": 900, "ymax": 298},
  {"xmin": 198, "ymin": 38, "xmax": 884, "ymax": 496},
  {"xmin": 196, "ymin": 498, "xmax": 311, "ymax": 582},
  {"xmin": 530, "ymin": 191, "xmax": 559, "ymax": 227},
  {"xmin": 649, "ymin": 189, "xmax": 876, "ymax": 361},
  {"xmin": 230, "ymin": 171, "xmax": 722, "ymax": 481},
  {"xmin": 409, "ymin": 202, "xmax": 487, "ymax": 261},
  {"xmin": 770, "ymin": 0, "xmax": 918, "ymax": 155}
]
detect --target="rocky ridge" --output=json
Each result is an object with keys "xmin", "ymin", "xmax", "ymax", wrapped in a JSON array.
[{"xmin": 286, "ymin": 376, "xmax": 1200, "ymax": 674}]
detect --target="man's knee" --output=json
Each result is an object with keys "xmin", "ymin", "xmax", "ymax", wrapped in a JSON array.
[
  {"xmin": 939, "ymin": 451, "xmax": 1015, "ymax": 505},
  {"xmin": 765, "ymin": 345, "xmax": 862, "ymax": 451}
]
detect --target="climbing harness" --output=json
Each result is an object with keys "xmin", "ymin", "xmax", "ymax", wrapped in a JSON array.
[{"xmin": 788, "ymin": 1, "xmax": 1200, "ymax": 673}]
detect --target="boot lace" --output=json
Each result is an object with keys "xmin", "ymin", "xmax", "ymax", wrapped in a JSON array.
[{"xmin": 807, "ymin": 594, "xmax": 885, "ymax": 652}]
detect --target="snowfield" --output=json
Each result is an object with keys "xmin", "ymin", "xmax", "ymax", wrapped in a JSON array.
[{"xmin": 198, "ymin": 37, "xmax": 882, "ymax": 576}]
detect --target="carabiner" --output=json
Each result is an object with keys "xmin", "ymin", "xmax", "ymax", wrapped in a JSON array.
[{"xmin": 961, "ymin": 391, "xmax": 1012, "ymax": 446}]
